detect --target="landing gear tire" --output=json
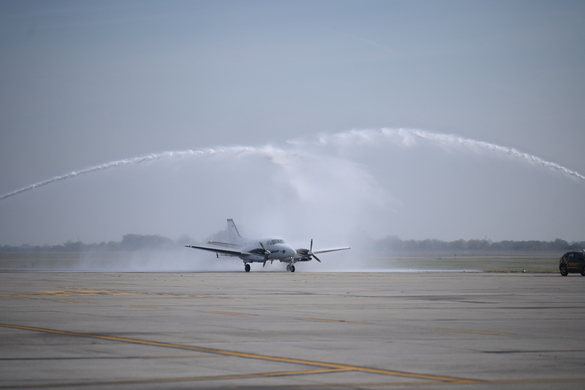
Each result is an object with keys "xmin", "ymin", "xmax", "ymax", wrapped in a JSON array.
[
  {"xmin": 245, "ymin": 264, "xmax": 250, "ymax": 273},
  {"xmin": 290, "ymin": 265, "xmax": 295, "ymax": 273},
  {"xmin": 286, "ymin": 264, "xmax": 291, "ymax": 272}
]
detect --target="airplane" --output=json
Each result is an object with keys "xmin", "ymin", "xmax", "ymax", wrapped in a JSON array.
[{"xmin": 185, "ymin": 219, "xmax": 350, "ymax": 272}]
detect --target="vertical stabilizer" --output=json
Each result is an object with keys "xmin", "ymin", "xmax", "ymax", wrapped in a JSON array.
[{"xmin": 227, "ymin": 219, "xmax": 244, "ymax": 245}]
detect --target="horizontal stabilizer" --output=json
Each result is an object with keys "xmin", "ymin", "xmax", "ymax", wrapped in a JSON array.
[{"xmin": 207, "ymin": 241, "xmax": 240, "ymax": 248}]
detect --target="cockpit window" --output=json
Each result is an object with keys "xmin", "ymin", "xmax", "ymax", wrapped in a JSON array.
[{"xmin": 269, "ymin": 239, "xmax": 285, "ymax": 245}]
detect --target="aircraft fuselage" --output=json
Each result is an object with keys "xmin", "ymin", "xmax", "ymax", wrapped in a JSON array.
[{"xmin": 240, "ymin": 238, "xmax": 296, "ymax": 263}]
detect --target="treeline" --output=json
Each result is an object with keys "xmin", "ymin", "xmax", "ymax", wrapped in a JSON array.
[
  {"xmin": 374, "ymin": 236, "xmax": 584, "ymax": 252},
  {"xmin": 0, "ymin": 234, "xmax": 179, "ymax": 253},
  {"xmin": 1, "ymin": 235, "xmax": 583, "ymax": 253}
]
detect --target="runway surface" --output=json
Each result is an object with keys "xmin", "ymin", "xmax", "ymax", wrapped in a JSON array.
[{"xmin": 1, "ymin": 271, "xmax": 584, "ymax": 389}]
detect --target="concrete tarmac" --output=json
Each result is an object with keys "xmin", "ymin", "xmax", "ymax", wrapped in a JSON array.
[{"xmin": 1, "ymin": 271, "xmax": 584, "ymax": 389}]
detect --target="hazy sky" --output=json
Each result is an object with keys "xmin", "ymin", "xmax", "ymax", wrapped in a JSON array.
[{"xmin": 1, "ymin": 0, "xmax": 584, "ymax": 246}]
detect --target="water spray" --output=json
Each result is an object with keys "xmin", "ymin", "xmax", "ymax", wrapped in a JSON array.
[
  {"xmin": 0, "ymin": 145, "xmax": 296, "ymax": 200},
  {"xmin": 1, "ymin": 128, "xmax": 583, "ymax": 201},
  {"xmin": 304, "ymin": 128, "xmax": 585, "ymax": 181}
]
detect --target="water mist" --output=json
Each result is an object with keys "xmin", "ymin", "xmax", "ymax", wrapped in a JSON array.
[{"xmin": 1, "ymin": 128, "xmax": 583, "ymax": 259}]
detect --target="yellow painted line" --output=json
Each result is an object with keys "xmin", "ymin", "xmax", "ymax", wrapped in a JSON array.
[
  {"xmin": 0, "ymin": 368, "xmax": 351, "ymax": 389},
  {"xmin": 8, "ymin": 291, "xmax": 138, "ymax": 298},
  {"xmin": 0, "ymin": 323, "xmax": 473, "ymax": 384},
  {"xmin": 205, "ymin": 311, "xmax": 253, "ymax": 316},
  {"xmin": 126, "ymin": 306, "xmax": 165, "ymax": 309},
  {"xmin": 142, "ymin": 355, "xmax": 222, "ymax": 359},
  {"xmin": 434, "ymin": 328, "xmax": 509, "ymax": 335},
  {"xmin": 265, "ymin": 381, "xmax": 452, "ymax": 387},
  {"xmin": 304, "ymin": 318, "xmax": 366, "ymax": 324},
  {"xmin": 59, "ymin": 301, "xmax": 90, "ymax": 304},
  {"xmin": 350, "ymin": 368, "xmax": 478, "ymax": 383},
  {"xmin": 198, "ymin": 368, "xmax": 351, "ymax": 380},
  {"xmin": 44, "ymin": 290, "xmax": 127, "ymax": 295},
  {"xmin": 36, "ymin": 292, "xmax": 74, "ymax": 296},
  {"xmin": 0, "ymin": 295, "xmax": 32, "ymax": 300}
]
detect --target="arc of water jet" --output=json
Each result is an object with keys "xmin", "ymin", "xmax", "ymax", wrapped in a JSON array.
[
  {"xmin": 0, "ymin": 146, "xmax": 294, "ymax": 201},
  {"xmin": 397, "ymin": 129, "xmax": 585, "ymax": 181},
  {"xmin": 3, "ymin": 128, "xmax": 583, "ymax": 201},
  {"xmin": 308, "ymin": 128, "xmax": 585, "ymax": 182}
]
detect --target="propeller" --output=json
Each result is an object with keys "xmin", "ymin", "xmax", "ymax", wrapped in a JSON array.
[
  {"xmin": 297, "ymin": 239, "xmax": 321, "ymax": 262},
  {"xmin": 259, "ymin": 241, "xmax": 271, "ymax": 260},
  {"xmin": 310, "ymin": 239, "xmax": 322, "ymax": 262}
]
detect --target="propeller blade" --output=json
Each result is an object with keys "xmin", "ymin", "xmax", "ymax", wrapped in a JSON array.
[
  {"xmin": 309, "ymin": 239, "xmax": 320, "ymax": 262},
  {"xmin": 259, "ymin": 241, "xmax": 271, "ymax": 261},
  {"xmin": 259, "ymin": 241, "xmax": 270, "ymax": 255}
]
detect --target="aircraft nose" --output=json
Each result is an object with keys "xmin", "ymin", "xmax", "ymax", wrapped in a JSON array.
[{"xmin": 285, "ymin": 245, "xmax": 295, "ymax": 256}]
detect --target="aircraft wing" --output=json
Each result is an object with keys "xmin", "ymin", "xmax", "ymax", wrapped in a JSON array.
[
  {"xmin": 313, "ymin": 247, "xmax": 351, "ymax": 254},
  {"xmin": 185, "ymin": 245, "xmax": 245, "ymax": 257}
]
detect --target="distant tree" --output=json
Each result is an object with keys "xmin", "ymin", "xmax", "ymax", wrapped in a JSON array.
[
  {"xmin": 119, "ymin": 234, "xmax": 175, "ymax": 251},
  {"xmin": 370, "ymin": 236, "xmax": 582, "ymax": 253},
  {"xmin": 2, "ymin": 235, "xmax": 583, "ymax": 253},
  {"xmin": 176, "ymin": 235, "xmax": 194, "ymax": 247}
]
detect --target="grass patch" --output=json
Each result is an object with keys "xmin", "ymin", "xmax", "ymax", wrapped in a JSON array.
[{"xmin": 365, "ymin": 252, "xmax": 560, "ymax": 273}]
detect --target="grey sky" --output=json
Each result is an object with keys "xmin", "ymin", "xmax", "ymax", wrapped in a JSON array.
[{"xmin": 1, "ymin": 0, "xmax": 584, "ymax": 246}]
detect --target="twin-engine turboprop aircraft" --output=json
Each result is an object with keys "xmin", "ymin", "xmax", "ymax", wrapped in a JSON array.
[{"xmin": 186, "ymin": 219, "xmax": 350, "ymax": 272}]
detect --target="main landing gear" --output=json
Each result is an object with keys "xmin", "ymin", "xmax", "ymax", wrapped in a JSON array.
[{"xmin": 244, "ymin": 264, "xmax": 250, "ymax": 272}]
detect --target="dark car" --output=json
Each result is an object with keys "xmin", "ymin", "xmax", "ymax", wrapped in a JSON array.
[{"xmin": 559, "ymin": 251, "xmax": 585, "ymax": 276}]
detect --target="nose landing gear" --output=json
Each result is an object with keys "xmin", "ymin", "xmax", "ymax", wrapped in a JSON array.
[
  {"xmin": 244, "ymin": 264, "xmax": 250, "ymax": 272},
  {"xmin": 286, "ymin": 264, "xmax": 296, "ymax": 272}
]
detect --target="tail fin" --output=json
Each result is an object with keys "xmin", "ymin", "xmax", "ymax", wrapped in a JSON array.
[{"xmin": 227, "ymin": 219, "xmax": 244, "ymax": 245}]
